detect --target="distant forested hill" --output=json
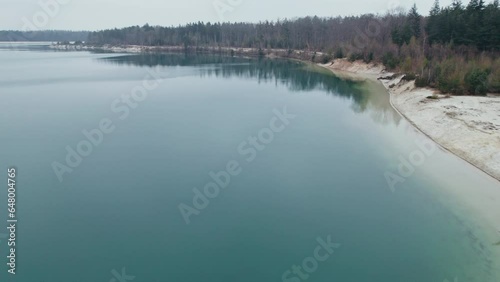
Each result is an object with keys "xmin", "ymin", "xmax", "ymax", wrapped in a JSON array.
[
  {"xmin": 87, "ymin": 0, "xmax": 500, "ymax": 95},
  {"xmin": 0, "ymin": 30, "xmax": 88, "ymax": 42}
]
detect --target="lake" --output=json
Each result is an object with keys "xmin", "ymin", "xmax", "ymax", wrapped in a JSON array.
[{"xmin": 0, "ymin": 42, "xmax": 499, "ymax": 282}]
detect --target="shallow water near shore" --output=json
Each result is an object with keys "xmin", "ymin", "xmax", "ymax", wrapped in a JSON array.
[{"xmin": 0, "ymin": 43, "xmax": 499, "ymax": 282}]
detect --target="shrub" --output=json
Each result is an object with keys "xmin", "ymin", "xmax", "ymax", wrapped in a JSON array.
[
  {"xmin": 415, "ymin": 76, "xmax": 429, "ymax": 87},
  {"xmin": 437, "ymin": 76, "xmax": 461, "ymax": 94},
  {"xmin": 465, "ymin": 68, "xmax": 490, "ymax": 95},
  {"xmin": 335, "ymin": 48, "xmax": 344, "ymax": 59},
  {"xmin": 434, "ymin": 60, "xmax": 466, "ymax": 94},
  {"xmin": 401, "ymin": 73, "xmax": 417, "ymax": 81},
  {"xmin": 401, "ymin": 57, "xmax": 413, "ymax": 73},
  {"xmin": 348, "ymin": 53, "xmax": 363, "ymax": 62},
  {"xmin": 489, "ymin": 75, "xmax": 500, "ymax": 93},
  {"xmin": 382, "ymin": 52, "xmax": 399, "ymax": 69},
  {"xmin": 364, "ymin": 52, "xmax": 374, "ymax": 63},
  {"xmin": 321, "ymin": 54, "xmax": 333, "ymax": 64}
]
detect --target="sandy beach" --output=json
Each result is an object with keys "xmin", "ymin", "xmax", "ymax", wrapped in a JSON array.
[
  {"xmin": 321, "ymin": 59, "xmax": 500, "ymax": 183},
  {"xmin": 321, "ymin": 59, "xmax": 500, "ymax": 280},
  {"xmin": 321, "ymin": 59, "xmax": 500, "ymax": 248}
]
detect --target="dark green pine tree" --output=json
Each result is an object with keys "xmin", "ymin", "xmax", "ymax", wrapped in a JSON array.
[
  {"xmin": 450, "ymin": 0, "xmax": 466, "ymax": 45},
  {"xmin": 408, "ymin": 4, "xmax": 422, "ymax": 38},
  {"xmin": 481, "ymin": 0, "xmax": 500, "ymax": 50},
  {"xmin": 465, "ymin": 0, "xmax": 486, "ymax": 48},
  {"xmin": 427, "ymin": 0, "xmax": 441, "ymax": 44},
  {"xmin": 391, "ymin": 23, "xmax": 413, "ymax": 46},
  {"xmin": 431, "ymin": 0, "xmax": 441, "ymax": 16}
]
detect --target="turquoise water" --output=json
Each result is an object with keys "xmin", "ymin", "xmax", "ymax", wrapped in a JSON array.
[{"xmin": 0, "ymin": 43, "xmax": 499, "ymax": 282}]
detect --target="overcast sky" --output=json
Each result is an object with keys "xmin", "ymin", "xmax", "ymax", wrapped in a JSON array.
[{"xmin": 1, "ymin": 0, "xmax": 457, "ymax": 31}]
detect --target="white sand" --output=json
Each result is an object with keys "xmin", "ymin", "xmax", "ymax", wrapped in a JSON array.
[
  {"xmin": 383, "ymin": 76, "xmax": 500, "ymax": 181},
  {"xmin": 321, "ymin": 59, "xmax": 500, "ymax": 182},
  {"xmin": 321, "ymin": 59, "xmax": 500, "ymax": 250}
]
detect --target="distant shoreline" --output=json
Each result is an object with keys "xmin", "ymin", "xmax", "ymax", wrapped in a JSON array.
[{"xmin": 49, "ymin": 43, "xmax": 326, "ymax": 61}]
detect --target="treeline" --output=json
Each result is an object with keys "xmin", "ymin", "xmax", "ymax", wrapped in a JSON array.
[
  {"xmin": 0, "ymin": 30, "xmax": 88, "ymax": 42},
  {"xmin": 363, "ymin": 0, "xmax": 500, "ymax": 96},
  {"xmin": 86, "ymin": 0, "xmax": 500, "ymax": 95},
  {"xmin": 389, "ymin": 0, "xmax": 500, "ymax": 95},
  {"xmin": 87, "ymin": 16, "xmax": 401, "ymax": 51},
  {"xmin": 427, "ymin": 0, "xmax": 500, "ymax": 50}
]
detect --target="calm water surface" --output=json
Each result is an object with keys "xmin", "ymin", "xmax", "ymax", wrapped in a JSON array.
[{"xmin": 0, "ymin": 43, "xmax": 499, "ymax": 282}]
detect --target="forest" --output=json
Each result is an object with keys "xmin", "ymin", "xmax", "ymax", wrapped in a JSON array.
[
  {"xmin": 64, "ymin": 1, "xmax": 500, "ymax": 94},
  {"xmin": 0, "ymin": 30, "xmax": 88, "ymax": 42}
]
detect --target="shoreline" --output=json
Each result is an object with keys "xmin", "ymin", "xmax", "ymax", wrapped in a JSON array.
[
  {"xmin": 50, "ymin": 43, "xmax": 500, "ymax": 277},
  {"xmin": 57, "ymin": 43, "xmax": 500, "ymax": 183},
  {"xmin": 319, "ymin": 59, "xmax": 500, "ymax": 184},
  {"xmin": 320, "ymin": 58, "xmax": 500, "ymax": 255},
  {"xmin": 320, "ymin": 59, "xmax": 500, "ymax": 278},
  {"xmin": 49, "ymin": 44, "xmax": 324, "ymax": 61},
  {"xmin": 53, "ymin": 43, "xmax": 500, "ymax": 184}
]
